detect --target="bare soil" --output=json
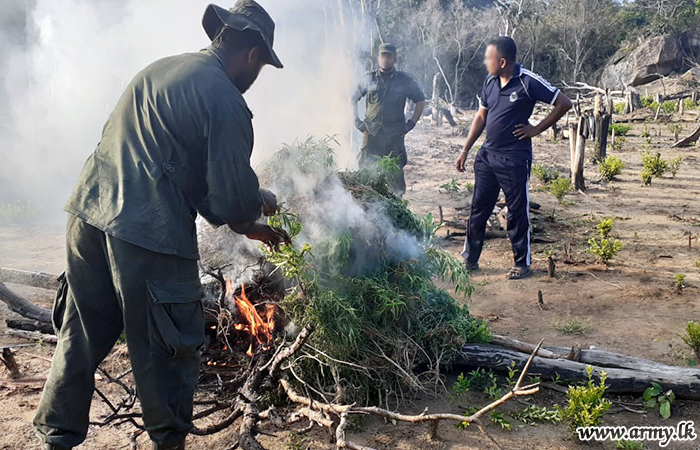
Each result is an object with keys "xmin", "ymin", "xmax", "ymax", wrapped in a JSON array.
[{"xmin": 1, "ymin": 116, "xmax": 700, "ymax": 449}]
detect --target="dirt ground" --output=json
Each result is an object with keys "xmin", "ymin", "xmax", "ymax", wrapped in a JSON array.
[{"xmin": 2, "ymin": 114, "xmax": 700, "ymax": 449}]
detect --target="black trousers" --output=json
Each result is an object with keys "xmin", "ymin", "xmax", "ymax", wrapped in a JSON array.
[{"xmin": 461, "ymin": 149, "xmax": 532, "ymax": 267}]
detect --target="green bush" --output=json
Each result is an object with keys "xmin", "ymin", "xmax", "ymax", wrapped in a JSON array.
[
  {"xmin": 598, "ymin": 155, "xmax": 624, "ymax": 181},
  {"xmin": 612, "ymin": 136, "xmax": 626, "ymax": 152},
  {"xmin": 587, "ymin": 218, "xmax": 623, "ymax": 263},
  {"xmin": 682, "ymin": 321, "xmax": 700, "ymax": 359},
  {"xmin": 683, "ymin": 98, "xmax": 700, "ymax": 111},
  {"xmin": 641, "ymin": 151, "xmax": 668, "ymax": 177},
  {"xmin": 669, "ymin": 157, "xmax": 681, "ymax": 177},
  {"xmin": 613, "ymin": 103, "xmax": 626, "ymax": 115},
  {"xmin": 532, "ymin": 163, "xmax": 560, "ymax": 183},
  {"xmin": 641, "ymin": 97, "xmax": 658, "ymax": 111},
  {"xmin": 562, "ymin": 365, "xmax": 612, "ymax": 432},
  {"xmin": 608, "ymin": 124, "xmax": 630, "ymax": 135},
  {"xmin": 548, "ymin": 178, "xmax": 572, "ymax": 203},
  {"xmin": 661, "ymin": 100, "xmax": 678, "ymax": 114},
  {"xmin": 616, "ymin": 440, "xmax": 644, "ymax": 449}
]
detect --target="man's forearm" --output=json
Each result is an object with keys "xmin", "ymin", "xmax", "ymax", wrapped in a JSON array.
[
  {"xmin": 411, "ymin": 100, "xmax": 426, "ymax": 124},
  {"xmin": 462, "ymin": 115, "xmax": 486, "ymax": 153},
  {"xmin": 534, "ymin": 96, "xmax": 572, "ymax": 136}
]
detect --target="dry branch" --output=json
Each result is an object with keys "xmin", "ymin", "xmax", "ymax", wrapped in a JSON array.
[{"xmin": 0, "ymin": 268, "xmax": 61, "ymax": 290}]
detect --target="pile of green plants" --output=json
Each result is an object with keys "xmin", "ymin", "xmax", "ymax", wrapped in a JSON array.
[{"xmin": 261, "ymin": 136, "xmax": 490, "ymax": 405}]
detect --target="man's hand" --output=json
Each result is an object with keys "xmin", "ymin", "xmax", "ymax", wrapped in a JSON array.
[
  {"xmin": 402, "ymin": 119, "xmax": 416, "ymax": 136},
  {"xmin": 355, "ymin": 117, "xmax": 369, "ymax": 134},
  {"xmin": 513, "ymin": 123, "xmax": 539, "ymax": 140},
  {"xmin": 244, "ymin": 223, "xmax": 290, "ymax": 252},
  {"xmin": 456, "ymin": 150, "xmax": 469, "ymax": 173},
  {"xmin": 260, "ymin": 189, "xmax": 278, "ymax": 216}
]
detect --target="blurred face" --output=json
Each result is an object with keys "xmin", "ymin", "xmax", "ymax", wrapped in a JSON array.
[
  {"xmin": 378, "ymin": 52, "xmax": 397, "ymax": 71},
  {"xmin": 484, "ymin": 44, "xmax": 507, "ymax": 76},
  {"xmin": 234, "ymin": 47, "xmax": 266, "ymax": 93}
]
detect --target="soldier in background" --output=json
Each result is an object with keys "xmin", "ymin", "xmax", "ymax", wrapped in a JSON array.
[{"xmin": 352, "ymin": 43, "xmax": 426, "ymax": 196}]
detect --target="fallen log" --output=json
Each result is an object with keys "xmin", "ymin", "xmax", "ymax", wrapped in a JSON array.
[
  {"xmin": 6, "ymin": 318, "xmax": 54, "ymax": 335},
  {"xmin": 5, "ymin": 329, "xmax": 58, "ymax": 344},
  {"xmin": 457, "ymin": 344, "xmax": 700, "ymax": 400},
  {"xmin": 672, "ymin": 121, "xmax": 700, "ymax": 148},
  {"xmin": 0, "ymin": 268, "xmax": 61, "ymax": 290},
  {"xmin": 0, "ymin": 282, "xmax": 52, "ymax": 323}
]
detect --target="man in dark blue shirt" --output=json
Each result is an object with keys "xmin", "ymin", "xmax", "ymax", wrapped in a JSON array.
[{"xmin": 455, "ymin": 36, "xmax": 572, "ymax": 279}]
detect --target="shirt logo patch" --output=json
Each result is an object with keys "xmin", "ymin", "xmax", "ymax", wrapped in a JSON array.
[{"xmin": 509, "ymin": 91, "xmax": 518, "ymax": 102}]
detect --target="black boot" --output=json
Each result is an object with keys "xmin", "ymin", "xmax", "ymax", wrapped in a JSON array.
[{"xmin": 152, "ymin": 442, "xmax": 185, "ymax": 450}]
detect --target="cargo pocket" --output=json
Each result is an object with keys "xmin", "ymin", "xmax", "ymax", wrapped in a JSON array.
[
  {"xmin": 146, "ymin": 279, "xmax": 204, "ymax": 358},
  {"xmin": 51, "ymin": 272, "xmax": 68, "ymax": 336}
]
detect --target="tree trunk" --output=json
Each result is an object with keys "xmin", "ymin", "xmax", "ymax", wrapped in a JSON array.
[
  {"xmin": 672, "ymin": 121, "xmax": 700, "ymax": 148},
  {"xmin": 458, "ymin": 344, "xmax": 700, "ymax": 400},
  {"xmin": 572, "ymin": 116, "xmax": 587, "ymax": 191},
  {"xmin": 431, "ymin": 73, "xmax": 442, "ymax": 126}
]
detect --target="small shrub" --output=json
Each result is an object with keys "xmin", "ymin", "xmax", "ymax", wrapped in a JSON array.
[
  {"xmin": 640, "ymin": 123, "xmax": 651, "ymax": 138},
  {"xmin": 611, "ymin": 136, "xmax": 626, "ymax": 152},
  {"xmin": 674, "ymin": 273, "xmax": 686, "ymax": 291},
  {"xmin": 643, "ymin": 382, "xmax": 675, "ymax": 419},
  {"xmin": 562, "ymin": 365, "xmax": 612, "ymax": 432},
  {"xmin": 668, "ymin": 157, "xmax": 681, "ymax": 177},
  {"xmin": 514, "ymin": 405, "xmax": 563, "ymax": 425},
  {"xmin": 608, "ymin": 124, "xmax": 630, "ymax": 135},
  {"xmin": 641, "ymin": 96, "xmax": 655, "ymax": 109},
  {"xmin": 613, "ymin": 103, "xmax": 626, "ymax": 115},
  {"xmin": 640, "ymin": 168, "xmax": 653, "ymax": 186},
  {"xmin": 661, "ymin": 100, "xmax": 678, "ymax": 114},
  {"xmin": 641, "ymin": 151, "xmax": 667, "ymax": 177},
  {"xmin": 682, "ymin": 98, "xmax": 700, "ymax": 111},
  {"xmin": 587, "ymin": 218, "xmax": 623, "ymax": 263},
  {"xmin": 682, "ymin": 321, "xmax": 700, "ymax": 360},
  {"xmin": 667, "ymin": 123, "xmax": 682, "ymax": 141},
  {"xmin": 616, "ymin": 440, "xmax": 644, "ymax": 449},
  {"xmin": 598, "ymin": 155, "xmax": 624, "ymax": 182},
  {"xmin": 554, "ymin": 318, "xmax": 588, "ymax": 335},
  {"xmin": 533, "ymin": 163, "xmax": 560, "ymax": 183},
  {"xmin": 548, "ymin": 178, "xmax": 572, "ymax": 203}
]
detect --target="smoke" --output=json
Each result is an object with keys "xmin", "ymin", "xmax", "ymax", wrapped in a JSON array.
[{"xmin": 0, "ymin": 0, "xmax": 366, "ymax": 222}]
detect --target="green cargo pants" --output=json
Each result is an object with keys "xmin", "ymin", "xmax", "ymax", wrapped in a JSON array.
[
  {"xmin": 34, "ymin": 214, "xmax": 204, "ymax": 448},
  {"xmin": 359, "ymin": 132, "xmax": 408, "ymax": 196}
]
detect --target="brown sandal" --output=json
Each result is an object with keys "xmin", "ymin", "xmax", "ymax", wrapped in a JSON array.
[{"xmin": 507, "ymin": 266, "xmax": 532, "ymax": 280}]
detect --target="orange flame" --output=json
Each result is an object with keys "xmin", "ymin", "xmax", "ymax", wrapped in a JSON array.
[{"xmin": 226, "ymin": 279, "xmax": 275, "ymax": 357}]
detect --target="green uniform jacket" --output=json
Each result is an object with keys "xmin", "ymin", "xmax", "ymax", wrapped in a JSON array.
[
  {"xmin": 353, "ymin": 69, "xmax": 425, "ymax": 137},
  {"xmin": 65, "ymin": 47, "xmax": 263, "ymax": 260}
]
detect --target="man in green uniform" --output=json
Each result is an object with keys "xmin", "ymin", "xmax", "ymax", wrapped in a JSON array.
[
  {"xmin": 33, "ymin": 2, "xmax": 287, "ymax": 449},
  {"xmin": 352, "ymin": 43, "xmax": 426, "ymax": 196}
]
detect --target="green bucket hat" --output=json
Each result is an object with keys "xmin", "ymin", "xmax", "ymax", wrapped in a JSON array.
[
  {"xmin": 378, "ymin": 43, "xmax": 397, "ymax": 55},
  {"xmin": 202, "ymin": 0, "xmax": 283, "ymax": 69}
]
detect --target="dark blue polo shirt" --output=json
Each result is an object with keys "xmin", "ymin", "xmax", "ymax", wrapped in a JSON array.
[{"xmin": 479, "ymin": 63, "xmax": 559, "ymax": 161}]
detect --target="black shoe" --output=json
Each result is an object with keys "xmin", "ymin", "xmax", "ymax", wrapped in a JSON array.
[
  {"xmin": 464, "ymin": 261, "xmax": 480, "ymax": 272},
  {"xmin": 152, "ymin": 441, "xmax": 185, "ymax": 450}
]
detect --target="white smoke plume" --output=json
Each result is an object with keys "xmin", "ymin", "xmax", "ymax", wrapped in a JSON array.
[{"xmin": 0, "ymin": 0, "xmax": 367, "ymax": 222}]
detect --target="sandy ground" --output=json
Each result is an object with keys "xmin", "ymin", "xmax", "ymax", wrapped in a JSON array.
[{"xmin": 2, "ymin": 116, "xmax": 700, "ymax": 449}]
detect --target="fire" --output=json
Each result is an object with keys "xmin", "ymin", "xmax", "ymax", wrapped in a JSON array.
[{"xmin": 226, "ymin": 279, "xmax": 276, "ymax": 357}]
